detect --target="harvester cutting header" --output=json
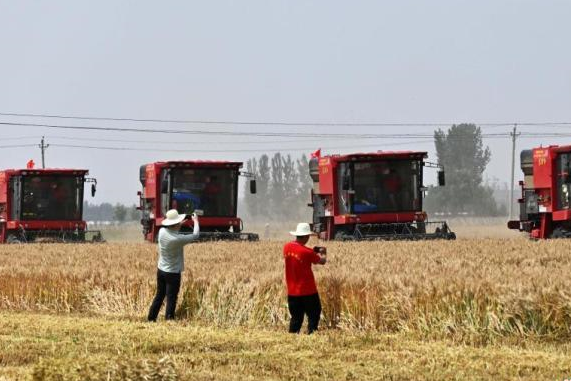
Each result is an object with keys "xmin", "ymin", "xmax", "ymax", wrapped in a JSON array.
[
  {"xmin": 308, "ymin": 150, "xmax": 455, "ymax": 240},
  {"xmin": 0, "ymin": 166, "xmax": 102, "ymax": 243},
  {"xmin": 138, "ymin": 160, "xmax": 259, "ymax": 242}
]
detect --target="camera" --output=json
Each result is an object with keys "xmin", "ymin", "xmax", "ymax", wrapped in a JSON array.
[{"xmin": 313, "ymin": 246, "xmax": 327, "ymax": 255}]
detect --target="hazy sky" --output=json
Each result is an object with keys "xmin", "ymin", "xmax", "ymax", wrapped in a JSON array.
[{"xmin": 0, "ymin": 1, "xmax": 570, "ymax": 204}]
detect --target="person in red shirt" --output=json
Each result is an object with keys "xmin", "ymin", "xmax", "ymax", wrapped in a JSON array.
[
  {"xmin": 283, "ymin": 222, "xmax": 327, "ymax": 334},
  {"xmin": 383, "ymin": 168, "xmax": 402, "ymax": 210}
]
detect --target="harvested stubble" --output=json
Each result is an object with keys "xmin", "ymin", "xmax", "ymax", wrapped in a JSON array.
[
  {"xmin": 32, "ymin": 355, "xmax": 178, "ymax": 381},
  {"xmin": 1, "ymin": 239, "xmax": 570, "ymax": 342},
  {"xmin": 3, "ymin": 312, "xmax": 571, "ymax": 381}
]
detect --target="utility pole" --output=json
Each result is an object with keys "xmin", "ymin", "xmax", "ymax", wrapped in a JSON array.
[
  {"xmin": 509, "ymin": 125, "xmax": 520, "ymax": 220},
  {"xmin": 39, "ymin": 136, "xmax": 49, "ymax": 169}
]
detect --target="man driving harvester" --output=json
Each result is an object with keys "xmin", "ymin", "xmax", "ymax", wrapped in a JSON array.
[
  {"xmin": 283, "ymin": 222, "xmax": 327, "ymax": 334},
  {"xmin": 148, "ymin": 209, "xmax": 200, "ymax": 322}
]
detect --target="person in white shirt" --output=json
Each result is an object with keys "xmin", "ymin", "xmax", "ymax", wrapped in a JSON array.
[{"xmin": 147, "ymin": 209, "xmax": 200, "ymax": 321}]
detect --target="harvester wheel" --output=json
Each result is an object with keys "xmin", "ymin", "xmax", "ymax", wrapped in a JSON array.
[{"xmin": 6, "ymin": 235, "xmax": 22, "ymax": 244}]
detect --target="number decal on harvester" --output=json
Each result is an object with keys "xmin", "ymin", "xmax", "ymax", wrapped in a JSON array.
[{"xmin": 534, "ymin": 149, "xmax": 548, "ymax": 166}]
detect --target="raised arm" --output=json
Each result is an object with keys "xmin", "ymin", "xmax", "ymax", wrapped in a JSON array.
[{"xmin": 172, "ymin": 214, "xmax": 200, "ymax": 244}]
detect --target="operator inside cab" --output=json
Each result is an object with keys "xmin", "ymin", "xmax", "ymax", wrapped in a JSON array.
[
  {"xmin": 382, "ymin": 167, "xmax": 402, "ymax": 210},
  {"xmin": 171, "ymin": 176, "xmax": 202, "ymax": 215}
]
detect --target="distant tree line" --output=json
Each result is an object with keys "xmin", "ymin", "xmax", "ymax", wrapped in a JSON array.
[
  {"xmin": 83, "ymin": 202, "xmax": 140, "ymax": 223},
  {"xmin": 242, "ymin": 153, "xmax": 313, "ymax": 222}
]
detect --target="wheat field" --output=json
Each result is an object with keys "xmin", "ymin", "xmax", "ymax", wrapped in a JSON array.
[
  {"xmin": 1, "ymin": 238, "xmax": 571, "ymax": 340},
  {"xmin": 1, "ymin": 236, "xmax": 571, "ymax": 380}
]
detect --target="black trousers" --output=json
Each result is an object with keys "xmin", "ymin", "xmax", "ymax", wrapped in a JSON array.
[
  {"xmin": 287, "ymin": 293, "xmax": 322, "ymax": 334},
  {"xmin": 148, "ymin": 269, "xmax": 181, "ymax": 321}
]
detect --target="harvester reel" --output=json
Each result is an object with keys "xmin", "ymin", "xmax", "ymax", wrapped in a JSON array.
[
  {"xmin": 195, "ymin": 232, "xmax": 259, "ymax": 242},
  {"xmin": 5, "ymin": 229, "xmax": 105, "ymax": 244},
  {"xmin": 337, "ymin": 221, "xmax": 456, "ymax": 241}
]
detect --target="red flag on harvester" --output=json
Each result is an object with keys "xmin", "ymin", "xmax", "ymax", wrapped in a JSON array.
[
  {"xmin": 311, "ymin": 149, "xmax": 321, "ymax": 159},
  {"xmin": 26, "ymin": 160, "xmax": 35, "ymax": 169}
]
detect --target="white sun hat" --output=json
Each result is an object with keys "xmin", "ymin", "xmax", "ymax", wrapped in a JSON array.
[
  {"xmin": 162, "ymin": 209, "xmax": 186, "ymax": 226},
  {"xmin": 289, "ymin": 222, "xmax": 315, "ymax": 236}
]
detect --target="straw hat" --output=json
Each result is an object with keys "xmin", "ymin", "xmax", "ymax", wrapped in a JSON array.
[
  {"xmin": 162, "ymin": 209, "xmax": 186, "ymax": 227},
  {"xmin": 289, "ymin": 222, "xmax": 315, "ymax": 236}
]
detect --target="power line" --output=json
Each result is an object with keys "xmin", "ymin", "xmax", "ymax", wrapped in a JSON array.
[
  {"xmin": 3, "ymin": 122, "xmax": 571, "ymax": 157},
  {"xmin": 42, "ymin": 133, "xmax": 523, "ymax": 145},
  {"xmin": 0, "ymin": 121, "xmax": 436, "ymax": 138},
  {"xmin": 0, "ymin": 136, "xmax": 41, "ymax": 141},
  {"xmin": 519, "ymin": 132, "xmax": 571, "ymax": 137},
  {"xmin": 1, "ymin": 111, "xmax": 571, "ymax": 127},
  {"xmin": 44, "ymin": 132, "xmax": 571, "ymax": 142},
  {"xmin": 42, "ymin": 134, "xmax": 420, "ymax": 145},
  {"xmin": 49, "ymin": 139, "xmax": 435, "ymax": 154},
  {"xmin": 0, "ymin": 121, "xmax": 523, "ymax": 139},
  {"xmin": 0, "ymin": 112, "xmax": 514, "ymax": 126},
  {"xmin": 2, "ymin": 129, "xmax": 571, "ymax": 151},
  {"xmin": 0, "ymin": 144, "xmax": 37, "ymax": 149}
]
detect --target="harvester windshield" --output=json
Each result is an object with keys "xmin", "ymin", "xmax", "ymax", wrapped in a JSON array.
[
  {"xmin": 164, "ymin": 168, "xmax": 237, "ymax": 217},
  {"xmin": 338, "ymin": 160, "xmax": 422, "ymax": 214},
  {"xmin": 16, "ymin": 175, "xmax": 84, "ymax": 221}
]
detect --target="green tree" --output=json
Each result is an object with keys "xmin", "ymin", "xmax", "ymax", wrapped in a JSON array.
[
  {"xmin": 281, "ymin": 154, "xmax": 299, "ymax": 220},
  {"xmin": 296, "ymin": 154, "xmax": 312, "ymax": 219},
  {"xmin": 425, "ymin": 124, "xmax": 500, "ymax": 216},
  {"xmin": 243, "ymin": 153, "xmax": 313, "ymax": 222},
  {"xmin": 256, "ymin": 155, "xmax": 271, "ymax": 219},
  {"xmin": 243, "ymin": 158, "xmax": 259, "ymax": 218},
  {"xmin": 270, "ymin": 153, "xmax": 285, "ymax": 218},
  {"xmin": 129, "ymin": 204, "xmax": 140, "ymax": 221},
  {"xmin": 113, "ymin": 204, "xmax": 128, "ymax": 224}
]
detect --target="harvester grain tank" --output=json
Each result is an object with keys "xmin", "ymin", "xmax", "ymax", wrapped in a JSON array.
[
  {"xmin": 0, "ymin": 167, "xmax": 102, "ymax": 243},
  {"xmin": 138, "ymin": 160, "xmax": 259, "ymax": 242},
  {"xmin": 308, "ymin": 150, "xmax": 455, "ymax": 240},
  {"xmin": 508, "ymin": 145, "xmax": 571, "ymax": 238}
]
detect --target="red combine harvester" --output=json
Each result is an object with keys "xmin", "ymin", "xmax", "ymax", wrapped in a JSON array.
[
  {"xmin": 138, "ymin": 160, "xmax": 259, "ymax": 242},
  {"xmin": 0, "ymin": 167, "xmax": 102, "ymax": 243},
  {"xmin": 308, "ymin": 151, "xmax": 456, "ymax": 240},
  {"xmin": 508, "ymin": 145, "xmax": 571, "ymax": 239}
]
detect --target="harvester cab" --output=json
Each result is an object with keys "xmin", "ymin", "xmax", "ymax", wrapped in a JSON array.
[
  {"xmin": 508, "ymin": 145, "xmax": 571, "ymax": 239},
  {"xmin": 308, "ymin": 151, "xmax": 455, "ymax": 241},
  {"xmin": 0, "ymin": 168, "xmax": 103, "ymax": 243},
  {"xmin": 138, "ymin": 161, "xmax": 259, "ymax": 242}
]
